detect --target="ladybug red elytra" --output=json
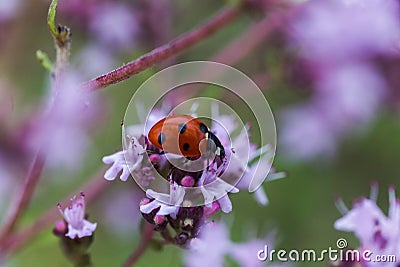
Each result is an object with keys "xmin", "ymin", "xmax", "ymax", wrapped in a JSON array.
[{"xmin": 148, "ymin": 115, "xmax": 225, "ymax": 160}]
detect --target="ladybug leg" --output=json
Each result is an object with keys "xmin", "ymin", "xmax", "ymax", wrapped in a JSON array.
[
  {"xmin": 205, "ymin": 138, "xmax": 212, "ymax": 171},
  {"xmin": 144, "ymin": 150, "xmax": 165, "ymax": 159},
  {"xmin": 167, "ymin": 165, "xmax": 177, "ymax": 181}
]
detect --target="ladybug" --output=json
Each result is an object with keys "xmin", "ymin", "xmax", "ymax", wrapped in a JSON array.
[{"xmin": 148, "ymin": 115, "xmax": 225, "ymax": 161}]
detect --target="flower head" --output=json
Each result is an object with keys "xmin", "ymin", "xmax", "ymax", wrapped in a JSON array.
[
  {"xmin": 0, "ymin": 0, "xmax": 21, "ymax": 22},
  {"xmin": 334, "ymin": 184, "xmax": 400, "ymax": 266},
  {"xmin": 102, "ymin": 136, "xmax": 146, "ymax": 181},
  {"xmin": 280, "ymin": 62, "xmax": 386, "ymax": 161},
  {"xmin": 75, "ymin": 44, "xmax": 117, "ymax": 79},
  {"xmin": 316, "ymin": 63, "xmax": 386, "ymax": 131},
  {"xmin": 103, "ymin": 102, "xmax": 282, "ymax": 246},
  {"xmin": 140, "ymin": 182, "xmax": 185, "ymax": 219},
  {"xmin": 282, "ymin": 0, "xmax": 398, "ymax": 161},
  {"xmin": 199, "ymin": 163, "xmax": 239, "ymax": 213},
  {"xmin": 280, "ymin": 104, "xmax": 338, "ymax": 160},
  {"xmin": 26, "ymin": 71, "xmax": 101, "ymax": 170},
  {"xmin": 57, "ymin": 193, "xmax": 97, "ymax": 239},
  {"xmin": 211, "ymin": 106, "xmax": 284, "ymax": 205},
  {"xmin": 291, "ymin": 0, "xmax": 400, "ymax": 63},
  {"xmin": 89, "ymin": 3, "xmax": 139, "ymax": 51},
  {"xmin": 185, "ymin": 222, "xmax": 275, "ymax": 267}
]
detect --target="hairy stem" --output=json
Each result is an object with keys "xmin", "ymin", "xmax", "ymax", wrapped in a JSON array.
[
  {"xmin": 82, "ymin": 5, "xmax": 241, "ymax": 91},
  {"xmin": 122, "ymin": 223, "xmax": 154, "ymax": 267},
  {"xmin": 0, "ymin": 0, "xmax": 74, "ymax": 249},
  {"xmin": 0, "ymin": 153, "xmax": 46, "ymax": 246}
]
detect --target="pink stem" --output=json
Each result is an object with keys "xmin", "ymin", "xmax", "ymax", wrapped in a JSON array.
[
  {"xmin": 82, "ymin": 6, "xmax": 241, "ymax": 91},
  {"xmin": 122, "ymin": 223, "xmax": 154, "ymax": 267},
  {"xmin": 0, "ymin": 153, "xmax": 46, "ymax": 246}
]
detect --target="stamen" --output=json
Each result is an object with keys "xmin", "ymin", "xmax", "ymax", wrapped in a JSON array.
[
  {"xmin": 252, "ymin": 144, "xmax": 273, "ymax": 160},
  {"xmin": 190, "ymin": 101, "xmax": 199, "ymax": 115},
  {"xmin": 266, "ymin": 172, "xmax": 286, "ymax": 182},
  {"xmin": 334, "ymin": 197, "xmax": 349, "ymax": 215},
  {"xmin": 57, "ymin": 203, "xmax": 65, "ymax": 217},
  {"xmin": 211, "ymin": 102, "xmax": 219, "ymax": 119},
  {"xmin": 389, "ymin": 185, "xmax": 396, "ymax": 206},
  {"xmin": 388, "ymin": 185, "xmax": 396, "ymax": 217},
  {"xmin": 369, "ymin": 181, "xmax": 379, "ymax": 203}
]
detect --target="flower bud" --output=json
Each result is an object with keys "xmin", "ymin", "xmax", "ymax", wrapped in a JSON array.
[
  {"xmin": 203, "ymin": 201, "xmax": 221, "ymax": 218},
  {"xmin": 175, "ymin": 232, "xmax": 189, "ymax": 246},
  {"xmin": 154, "ymin": 215, "xmax": 166, "ymax": 225},
  {"xmin": 181, "ymin": 175, "xmax": 195, "ymax": 187},
  {"xmin": 53, "ymin": 220, "xmax": 68, "ymax": 237},
  {"xmin": 140, "ymin": 198, "xmax": 151, "ymax": 206},
  {"xmin": 149, "ymin": 154, "xmax": 161, "ymax": 166}
]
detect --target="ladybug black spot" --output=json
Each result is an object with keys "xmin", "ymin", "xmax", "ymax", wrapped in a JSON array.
[
  {"xmin": 158, "ymin": 133, "xmax": 166, "ymax": 145},
  {"xmin": 183, "ymin": 143, "xmax": 190, "ymax": 151},
  {"xmin": 199, "ymin": 123, "xmax": 208, "ymax": 133},
  {"xmin": 178, "ymin": 123, "xmax": 187, "ymax": 134}
]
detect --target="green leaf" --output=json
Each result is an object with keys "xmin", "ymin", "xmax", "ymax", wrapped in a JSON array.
[
  {"xmin": 47, "ymin": 0, "xmax": 58, "ymax": 36},
  {"xmin": 36, "ymin": 50, "xmax": 54, "ymax": 72}
]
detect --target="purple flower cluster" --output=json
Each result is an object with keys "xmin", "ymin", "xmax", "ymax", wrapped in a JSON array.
[
  {"xmin": 24, "ymin": 71, "xmax": 101, "ymax": 170},
  {"xmin": 56, "ymin": 193, "xmax": 97, "ymax": 239},
  {"xmin": 281, "ymin": 0, "xmax": 400, "ymax": 160},
  {"xmin": 59, "ymin": 0, "xmax": 138, "ymax": 49},
  {"xmin": 103, "ymin": 104, "xmax": 284, "ymax": 246},
  {"xmin": 0, "ymin": 1, "xmax": 21, "ymax": 23},
  {"xmin": 185, "ymin": 222, "xmax": 280, "ymax": 267},
  {"xmin": 335, "ymin": 184, "xmax": 400, "ymax": 267}
]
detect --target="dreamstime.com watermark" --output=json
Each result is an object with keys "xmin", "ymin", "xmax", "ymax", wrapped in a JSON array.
[{"xmin": 257, "ymin": 238, "xmax": 397, "ymax": 263}]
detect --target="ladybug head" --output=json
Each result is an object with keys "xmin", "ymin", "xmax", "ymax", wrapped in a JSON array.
[{"xmin": 206, "ymin": 131, "xmax": 225, "ymax": 161}]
